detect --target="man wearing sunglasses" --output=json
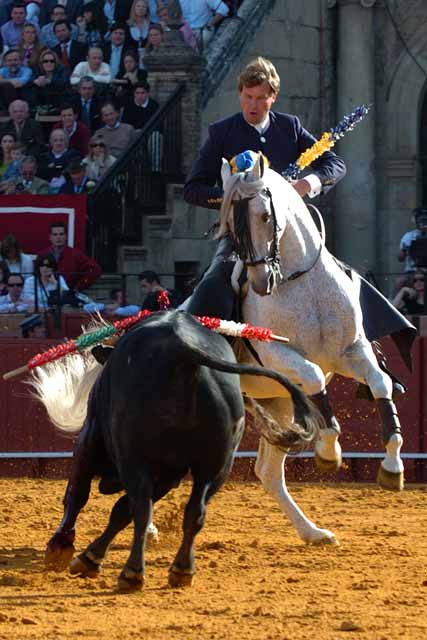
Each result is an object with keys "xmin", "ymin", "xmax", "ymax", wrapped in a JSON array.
[{"xmin": 0, "ymin": 273, "xmax": 34, "ymax": 313}]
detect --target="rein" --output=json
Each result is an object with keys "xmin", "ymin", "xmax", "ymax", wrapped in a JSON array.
[{"xmin": 232, "ymin": 189, "xmax": 325, "ymax": 287}]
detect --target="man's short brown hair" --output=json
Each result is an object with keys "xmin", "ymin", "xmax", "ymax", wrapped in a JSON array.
[{"xmin": 238, "ymin": 57, "xmax": 280, "ymax": 95}]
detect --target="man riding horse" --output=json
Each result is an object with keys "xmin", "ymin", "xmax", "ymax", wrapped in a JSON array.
[{"xmin": 183, "ymin": 56, "xmax": 415, "ymax": 376}]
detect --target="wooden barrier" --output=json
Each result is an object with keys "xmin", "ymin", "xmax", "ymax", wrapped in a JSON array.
[{"xmin": 0, "ymin": 333, "xmax": 426, "ymax": 482}]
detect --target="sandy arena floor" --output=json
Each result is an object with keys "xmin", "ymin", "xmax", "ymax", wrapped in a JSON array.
[{"xmin": 0, "ymin": 478, "xmax": 426, "ymax": 640}]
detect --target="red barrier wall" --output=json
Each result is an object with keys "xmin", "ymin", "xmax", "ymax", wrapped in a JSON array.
[{"xmin": 0, "ymin": 335, "xmax": 426, "ymax": 482}]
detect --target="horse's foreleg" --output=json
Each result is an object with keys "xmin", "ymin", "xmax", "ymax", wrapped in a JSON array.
[
  {"xmin": 310, "ymin": 389, "xmax": 342, "ymax": 473},
  {"xmin": 255, "ymin": 437, "xmax": 337, "ymax": 545}
]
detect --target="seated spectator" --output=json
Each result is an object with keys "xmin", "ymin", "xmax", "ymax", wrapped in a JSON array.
[
  {"xmin": 20, "ymin": 312, "xmax": 45, "ymax": 338},
  {"xmin": 145, "ymin": 23, "xmax": 164, "ymax": 53},
  {"xmin": 75, "ymin": 2, "xmax": 105, "ymax": 48},
  {"xmin": 111, "ymin": 49, "xmax": 147, "ymax": 101},
  {"xmin": 0, "ymin": 259, "xmax": 11, "ymax": 295},
  {"xmin": 0, "ymin": 49, "xmax": 33, "ymax": 108},
  {"xmin": 102, "ymin": 0, "xmax": 133, "ymax": 28},
  {"xmin": 1, "ymin": 99, "xmax": 46, "ymax": 156},
  {"xmin": 0, "ymin": 131, "xmax": 16, "ymax": 178},
  {"xmin": 103, "ymin": 22, "xmax": 129, "ymax": 79},
  {"xmin": 17, "ymin": 22, "xmax": 45, "ymax": 69},
  {"xmin": 33, "ymin": 48, "xmax": 68, "ymax": 112},
  {"xmin": 40, "ymin": 220, "xmax": 102, "ymax": 291},
  {"xmin": 1, "ymin": 3, "xmax": 38, "ymax": 49},
  {"xmin": 40, "ymin": 4, "xmax": 79, "ymax": 49},
  {"xmin": 179, "ymin": 0, "xmax": 229, "ymax": 51},
  {"xmin": 1, "ymin": 141, "xmax": 26, "ymax": 182},
  {"xmin": 71, "ymin": 75, "xmax": 103, "ymax": 130},
  {"xmin": 396, "ymin": 207, "xmax": 427, "ymax": 291},
  {"xmin": 13, "ymin": 154, "xmax": 49, "ymax": 193},
  {"xmin": 41, "ymin": 127, "xmax": 79, "ymax": 192},
  {"xmin": 1, "ymin": 232, "xmax": 34, "ymax": 277},
  {"xmin": 23, "ymin": 252, "xmax": 68, "ymax": 311},
  {"xmin": 392, "ymin": 271, "xmax": 425, "ymax": 315},
  {"xmin": 59, "ymin": 157, "xmax": 93, "ymax": 193},
  {"xmin": 0, "ymin": 271, "xmax": 34, "ymax": 313},
  {"xmin": 40, "ymin": 0, "xmax": 85, "ymax": 26},
  {"xmin": 139, "ymin": 269, "xmax": 179, "ymax": 310},
  {"xmin": 82, "ymin": 134, "xmax": 116, "ymax": 180},
  {"xmin": 98, "ymin": 101, "xmax": 136, "ymax": 157},
  {"xmin": 121, "ymin": 80, "xmax": 158, "ymax": 129},
  {"xmin": 52, "ymin": 18, "xmax": 87, "ymax": 75},
  {"xmin": 70, "ymin": 45, "xmax": 111, "ymax": 89},
  {"xmin": 127, "ymin": 1, "xmax": 150, "ymax": 65},
  {"xmin": 53, "ymin": 103, "xmax": 91, "ymax": 157}
]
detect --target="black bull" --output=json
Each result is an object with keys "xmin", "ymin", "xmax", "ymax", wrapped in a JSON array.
[{"xmin": 44, "ymin": 311, "xmax": 320, "ymax": 591}]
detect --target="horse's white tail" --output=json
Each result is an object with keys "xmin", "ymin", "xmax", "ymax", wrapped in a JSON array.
[{"xmin": 29, "ymin": 355, "xmax": 102, "ymax": 434}]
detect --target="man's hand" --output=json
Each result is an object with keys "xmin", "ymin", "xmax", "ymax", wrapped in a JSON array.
[{"xmin": 291, "ymin": 178, "xmax": 311, "ymax": 198}]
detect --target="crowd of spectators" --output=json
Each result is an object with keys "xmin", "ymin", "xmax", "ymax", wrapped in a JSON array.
[{"xmin": 0, "ymin": 0, "xmax": 236, "ymax": 195}]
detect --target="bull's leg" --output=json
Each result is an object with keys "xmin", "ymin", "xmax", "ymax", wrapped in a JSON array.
[
  {"xmin": 45, "ymin": 432, "xmax": 94, "ymax": 572},
  {"xmin": 169, "ymin": 473, "xmax": 223, "ymax": 588},
  {"xmin": 311, "ymin": 389, "xmax": 343, "ymax": 473},
  {"xmin": 70, "ymin": 495, "xmax": 132, "ymax": 579},
  {"xmin": 337, "ymin": 338, "xmax": 404, "ymax": 491},
  {"xmin": 255, "ymin": 432, "xmax": 337, "ymax": 545},
  {"xmin": 117, "ymin": 473, "xmax": 153, "ymax": 592}
]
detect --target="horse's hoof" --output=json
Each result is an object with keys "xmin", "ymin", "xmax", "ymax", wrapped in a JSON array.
[
  {"xmin": 168, "ymin": 566, "xmax": 194, "ymax": 588},
  {"xmin": 146, "ymin": 522, "xmax": 159, "ymax": 543},
  {"xmin": 305, "ymin": 529, "xmax": 339, "ymax": 546},
  {"xmin": 314, "ymin": 453, "xmax": 342, "ymax": 474},
  {"xmin": 116, "ymin": 570, "xmax": 144, "ymax": 592},
  {"xmin": 377, "ymin": 465, "xmax": 404, "ymax": 491},
  {"xmin": 45, "ymin": 542, "xmax": 75, "ymax": 572},
  {"xmin": 69, "ymin": 553, "xmax": 102, "ymax": 578}
]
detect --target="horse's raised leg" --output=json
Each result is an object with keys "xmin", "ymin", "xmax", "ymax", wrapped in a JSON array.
[
  {"xmin": 338, "ymin": 338, "xmax": 404, "ymax": 491},
  {"xmin": 310, "ymin": 389, "xmax": 342, "ymax": 473},
  {"xmin": 254, "ymin": 399, "xmax": 337, "ymax": 545}
]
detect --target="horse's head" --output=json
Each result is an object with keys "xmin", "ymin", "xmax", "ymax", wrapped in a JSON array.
[{"xmin": 219, "ymin": 151, "xmax": 284, "ymax": 296}]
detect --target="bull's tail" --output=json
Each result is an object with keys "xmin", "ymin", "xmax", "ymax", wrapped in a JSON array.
[
  {"xmin": 178, "ymin": 338, "xmax": 323, "ymax": 450},
  {"xmin": 29, "ymin": 354, "xmax": 102, "ymax": 434}
]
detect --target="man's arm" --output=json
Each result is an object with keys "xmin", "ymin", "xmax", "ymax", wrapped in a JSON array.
[
  {"xmin": 72, "ymin": 250, "xmax": 102, "ymax": 291},
  {"xmin": 294, "ymin": 116, "xmax": 346, "ymax": 194},
  {"xmin": 183, "ymin": 123, "xmax": 224, "ymax": 210}
]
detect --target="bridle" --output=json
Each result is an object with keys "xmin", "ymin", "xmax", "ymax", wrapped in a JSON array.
[{"xmin": 232, "ymin": 186, "xmax": 325, "ymax": 290}]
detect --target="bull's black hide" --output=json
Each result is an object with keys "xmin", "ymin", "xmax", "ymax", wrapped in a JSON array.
[{"xmin": 44, "ymin": 311, "xmax": 315, "ymax": 591}]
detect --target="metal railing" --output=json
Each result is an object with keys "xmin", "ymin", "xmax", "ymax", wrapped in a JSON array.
[{"xmin": 87, "ymin": 83, "xmax": 186, "ymax": 270}]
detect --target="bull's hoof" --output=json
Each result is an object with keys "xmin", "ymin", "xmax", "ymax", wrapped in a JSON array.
[
  {"xmin": 116, "ymin": 570, "xmax": 144, "ymax": 592},
  {"xmin": 168, "ymin": 566, "xmax": 194, "ymax": 588},
  {"xmin": 377, "ymin": 465, "xmax": 404, "ymax": 491},
  {"xmin": 69, "ymin": 553, "xmax": 102, "ymax": 578},
  {"xmin": 314, "ymin": 452, "xmax": 342, "ymax": 474},
  {"xmin": 45, "ymin": 541, "xmax": 75, "ymax": 572}
]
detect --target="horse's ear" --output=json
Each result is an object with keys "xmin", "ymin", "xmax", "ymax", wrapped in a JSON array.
[
  {"xmin": 221, "ymin": 158, "xmax": 232, "ymax": 187},
  {"xmin": 246, "ymin": 154, "xmax": 263, "ymax": 181}
]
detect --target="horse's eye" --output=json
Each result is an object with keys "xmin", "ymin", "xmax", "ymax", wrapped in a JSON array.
[{"xmin": 261, "ymin": 212, "xmax": 270, "ymax": 223}]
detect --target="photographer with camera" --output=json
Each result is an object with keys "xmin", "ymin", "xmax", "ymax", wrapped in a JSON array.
[
  {"xmin": 13, "ymin": 156, "xmax": 49, "ymax": 194},
  {"xmin": 396, "ymin": 207, "xmax": 427, "ymax": 285}
]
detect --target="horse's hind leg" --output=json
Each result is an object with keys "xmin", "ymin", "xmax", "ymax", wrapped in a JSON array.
[
  {"xmin": 255, "ymin": 399, "xmax": 337, "ymax": 545},
  {"xmin": 339, "ymin": 339, "xmax": 404, "ymax": 491}
]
